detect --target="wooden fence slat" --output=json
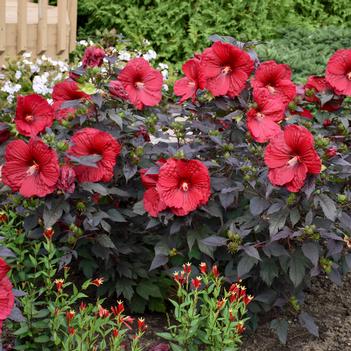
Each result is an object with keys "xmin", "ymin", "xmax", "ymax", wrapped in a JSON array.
[
  {"xmin": 37, "ymin": 0, "xmax": 48, "ymax": 54},
  {"xmin": 68, "ymin": 0, "xmax": 77, "ymax": 52},
  {"xmin": 0, "ymin": 0, "xmax": 5, "ymax": 53},
  {"xmin": 57, "ymin": 0, "xmax": 67, "ymax": 54},
  {"xmin": 17, "ymin": 0, "xmax": 28, "ymax": 53}
]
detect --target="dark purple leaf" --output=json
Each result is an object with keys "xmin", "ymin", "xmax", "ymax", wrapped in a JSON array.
[{"xmin": 299, "ymin": 312, "xmax": 319, "ymax": 337}]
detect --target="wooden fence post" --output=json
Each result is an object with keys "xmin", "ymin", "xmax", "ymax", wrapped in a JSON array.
[
  {"xmin": 57, "ymin": 0, "xmax": 67, "ymax": 54},
  {"xmin": 0, "ymin": 0, "xmax": 5, "ymax": 65},
  {"xmin": 37, "ymin": 0, "xmax": 48, "ymax": 54},
  {"xmin": 68, "ymin": 0, "xmax": 77, "ymax": 52},
  {"xmin": 17, "ymin": 0, "xmax": 28, "ymax": 54}
]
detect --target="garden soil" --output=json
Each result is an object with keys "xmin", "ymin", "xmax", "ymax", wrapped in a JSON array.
[{"xmin": 144, "ymin": 273, "xmax": 351, "ymax": 350}]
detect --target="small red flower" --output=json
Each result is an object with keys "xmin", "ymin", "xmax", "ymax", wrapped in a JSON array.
[
  {"xmin": 156, "ymin": 158, "xmax": 211, "ymax": 216},
  {"xmin": 121, "ymin": 316, "xmax": 134, "ymax": 330},
  {"xmin": 135, "ymin": 127, "xmax": 150, "ymax": 142},
  {"xmin": 109, "ymin": 80, "xmax": 129, "ymax": 100},
  {"xmin": 264, "ymin": 125, "xmax": 321, "ymax": 192},
  {"xmin": 326, "ymin": 146, "xmax": 337, "ymax": 158},
  {"xmin": 0, "ymin": 123, "xmax": 10, "ymax": 145},
  {"xmin": 118, "ymin": 58, "xmax": 163, "ymax": 109},
  {"xmin": 229, "ymin": 309, "xmax": 235, "ymax": 322},
  {"xmin": 217, "ymin": 298, "xmax": 226, "ymax": 310},
  {"xmin": 44, "ymin": 227, "xmax": 54, "ymax": 240},
  {"xmin": 57, "ymin": 165, "xmax": 76, "ymax": 193},
  {"xmin": 111, "ymin": 300, "xmax": 125, "ymax": 316},
  {"xmin": 52, "ymin": 80, "xmax": 91, "ymax": 120},
  {"xmin": 2, "ymin": 138, "xmax": 60, "ymax": 197},
  {"xmin": 326, "ymin": 49, "xmax": 351, "ymax": 96},
  {"xmin": 201, "ymin": 41, "xmax": 254, "ymax": 97},
  {"xmin": 137, "ymin": 317, "xmax": 147, "ymax": 332},
  {"xmin": 236, "ymin": 322, "xmax": 245, "ymax": 334},
  {"xmin": 67, "ymin": 128, "xmax": 121, "ymax": 183},
  {"xmin": 191, "ymin": 276, "xmax": 202, "ymax": 289},
  {"xmin": 0, "ymin": 213, "xmax": 8, "ymax": 223},
  {"xmin": 54, "ymin": 278, "xmax": 64, "ymax": 293},
  {"xmin": 246, "ymin": 91, "xmax": 285, "ymax": 143},
  {"xmin": 173, "ymin": 271, "xmax": 185, "ymax": 285},
  {"xmin": 91, "ymin": 277, "xmax": 104, "ymax": 287},
  {"xmin": 68, "ymin": 326, "xmax": 76, "ymax": 335},
  {"xmin": 174, "ymin": 57, "xmax": 206, "ymax": 103},
  {"xmin": 182, "ymin": 262, "xmax": 192, "ymax": 274},
  {"xmin": 82, "ymin": 46, "xmax": 106, "ymax": 68},
  {"xmin": 98, "ymin": 305, "xmax": 110, "ymax": 318},
  {"xmin": 199, "ymin": 262, "xmax": 207, "ymax": 274},
  {"xmin": 212, "ymin": 265, "xmax": 219, "ymax": 278},
  {"xmin": 66, "ymin": 310, "xmax": 75, "ymax": 323},
  {"xmin": 79, "ymin": 302, "xmax": 87, "ymax": 312},
  {"xmin": 15, "ymin": 94, "xmax": 54, "ymax": 137},
  {"xmin": 112, "ymin": 328, "xmax": 119, "ymax": 338},
  {"xmin": 243, "ymin": 294, "xmax": 253, "ymax": 305},
  {"xmin": 304, "ymin": 76, "xmax": 343, "ymax": 111},
  {"xmin": 251, "ymin": 60, "xmax": 296, "ymax": 104}
]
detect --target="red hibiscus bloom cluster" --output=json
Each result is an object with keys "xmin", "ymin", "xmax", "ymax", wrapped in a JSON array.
[
  {"xmin": 0, "ymin": 258, "xmax": 14, "ymax": 335},
  {"xmin": 141, "ymin": 158, "xmax": 211, "ymax": 217},
  {"xmin": 67, "ymin": 128, "xmax": 121, "ymax": 183},
  {"xmin": 264, "ymin": 125, "xmax": 321, "ymax": 192},
  {"xmin": 174, "ymin": 42, "xmax": 254, "ymax": 102}
]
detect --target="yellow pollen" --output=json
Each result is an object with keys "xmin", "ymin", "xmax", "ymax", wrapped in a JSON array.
[
  {"xmin": 25, "ymin": 115, "xmax": 34, "ymax": 122},
  {"xmin": 222, "ymin": 66, "xmax": 231, "ymax": 74},
  {"xmin": 181, "ymin": 182, "xmax": 189, "ymax": 192}
]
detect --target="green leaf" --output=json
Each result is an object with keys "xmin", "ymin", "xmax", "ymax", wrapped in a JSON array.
[
  {"xmin": 157, "ymin": 332, "xmax": 174, "ymax": 341},
  {"xmin": 260, "ymin": 259, "xmax": 279, "ymax": 286},
  {"xmin": 136, "ymin": 281, "xmax": 162, "ymax": 300},
  {"xmin": 270, "ymin": 319, "xmax": 288, "ymax": 344},
  {"xmin": 34, "ymin": 335, "xmax": 51, "ymax": 343},
  {"xmin": 78, "ymin": 82, "xmax": 96, "ymax": 94},
  {"xmin": 237, "ymin": 254, "xmax": 257, "ymax": 277},
  {"xmin": 96, "ymin": 234, "xmax": 116, "ymax": 249},
  {"xmin": 289, "ymin": 250, "xmax": 306, "ymax": 287},
  {"xmin": 269, "ymin": 210, "xmax": 288, "ymax": 236},
  {"xmin": 13, "ymin": 325, "xmax": 29, "ymax": 335},
  {"xmin": 170, "ymin": 343, "xmax": 185, "ymax": 351}
]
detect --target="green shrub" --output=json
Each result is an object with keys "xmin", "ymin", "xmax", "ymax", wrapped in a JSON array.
[
  {"xmin": 256, "ymin": 26, "xmax": 351, "ymax": 83},
  {"xmin": 77, "ymin": 0, "xmax": 351, "ymax": 63}
]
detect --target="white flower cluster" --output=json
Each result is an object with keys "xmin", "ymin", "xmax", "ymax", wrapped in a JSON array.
[{"xmin": 1, "ymin": 81, "xmax": 21, "ymax": 103}]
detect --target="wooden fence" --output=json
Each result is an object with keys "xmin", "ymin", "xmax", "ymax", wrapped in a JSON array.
[{"xmin": 0, "ymin": 0, "xmax": 77, "ymax": 65}]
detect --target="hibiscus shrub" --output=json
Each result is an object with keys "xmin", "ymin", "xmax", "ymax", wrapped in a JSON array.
[{"xmin": 0, "ymin": 36, "xmax": 351, "ymax": 340}]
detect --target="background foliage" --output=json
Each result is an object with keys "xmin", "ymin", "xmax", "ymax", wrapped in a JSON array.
[{"xmin": 76, "ymin": 0, "xmax": 351, "ymax": 63}]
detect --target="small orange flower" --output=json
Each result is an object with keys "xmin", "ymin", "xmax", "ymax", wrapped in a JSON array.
[{"xmin": 91, "ymin": 277, "xmax": 104, "ymax": 287}]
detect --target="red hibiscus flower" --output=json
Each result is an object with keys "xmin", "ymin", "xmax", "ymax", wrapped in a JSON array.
[
  {"xmin": 118, "ymin": 58, "xmax": 163, "ymax": 110},
  {"xmin": 251, "ymin": 60, "xmax": 296, "ymax": 104},
  {"xmin": 82, "ymin": 46, "xmax": 106, "ymax": 68},
  {"xmin": 201, "ymin": 42, "xmax": 254, "ymax": 97},
  {"xmin": 0, "ymin": 275, "xmax": 14, "ymax": 334},
  {"xmin": 264, "ymin": 125, "xmax": 321, "ymax": 192},
  {"xmin": 15, "ymin": 94, "xmax": 54, "ymax": 137},
  {"xmin": 304, "ymin": 75, "xmax": 343, "ymax": 112},
  {"xmin": 109, "ymin": 80, "xmax": 129, "ymax": 101},
  {"xmin": 174, "ymin": 57, "xmax": 206, "ymax": 103},
  {"xmin": 0, "ymin": 123, "xmax": 10, "ymax": 145},
  {"xmin": 156, "ymin": 158, "xmax": 211, "ymax": 216},
  {"xmin": 326, "ymin": 49, "xmax": 351, "ymax": 96},
  {"xmin": 52, "ymin": 80, "xmax": 91, "ymax": 120},
  {"xmin": 246, "ymin": 91, "xmax": 285, "ymax": 143},
  {"xmin": 140, "ymin": 165, "xmax": 167, "ymax": 217},
  {"xmin": 0, "ymin": 258, "xmax": 10, "ymax": 280},
  {"xmin": 2, "ymin": 138, "xmax": 60, "ymax": 197},
  {"xmin": 57, "ymin": 165, "xmax": 76, "ymax": 193},
  {"xmin": 67, "ymin": 128, "xmax": 121, "ymax": 183}
]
